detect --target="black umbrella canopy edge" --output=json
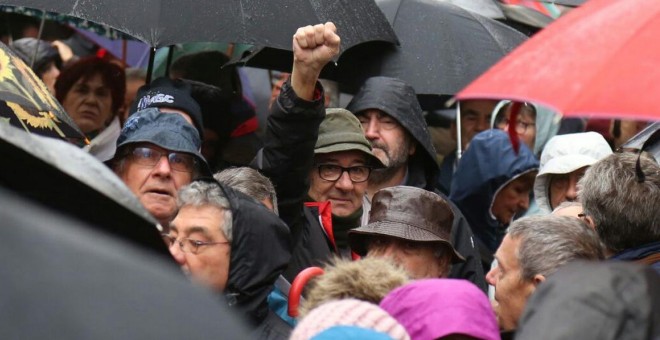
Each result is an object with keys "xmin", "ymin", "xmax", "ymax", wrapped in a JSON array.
[{"xmin": 0, "ymin": 123, "xmax": 170, "ymax": 259}]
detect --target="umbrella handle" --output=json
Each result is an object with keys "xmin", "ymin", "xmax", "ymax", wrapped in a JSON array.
[{"xmin": 288, "ymin": 267, "xmax": 324, "ymax": 318}]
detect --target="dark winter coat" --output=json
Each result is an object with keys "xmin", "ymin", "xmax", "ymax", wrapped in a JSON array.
[
  {"xmin": 516, "ymin": 261, "xmax": 660, "ymax": 340},
  {"xmin": 251, "ymin": 79, "xmax": 335, "ymax": 283},
  {"xmin": 347, "ymin": 76, "xmax": 487, "ymax": 292},
  {"xmin": 219, "ymin": 182, "xmax": 292, "ymax": 339}
]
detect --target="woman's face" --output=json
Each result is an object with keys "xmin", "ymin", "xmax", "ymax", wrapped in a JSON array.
[
  {"xmin": 62, "ymin": 73, "xmax": 113, "ymax": 134},
  {"xmin": 496, "ymin": 105, "xmax": 537, "ymax": 151}
]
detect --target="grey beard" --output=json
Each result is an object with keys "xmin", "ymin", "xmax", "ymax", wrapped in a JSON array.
[{"xmin": 369, "ymin": 164, "xmax": 406, "ymax": 185}]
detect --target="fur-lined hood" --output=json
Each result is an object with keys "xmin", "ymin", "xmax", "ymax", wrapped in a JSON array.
[{"xmin": 301, "ymin": 257, "xmax": 410, "ymax": 316}]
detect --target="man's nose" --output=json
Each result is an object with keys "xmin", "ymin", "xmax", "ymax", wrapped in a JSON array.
[
  {"xmin": 566, "ymin": 176, "xmax": 580, "ymax": 201},
  {"xmin": 519, "ymin": 193, "xmax": 530, "ymax": 210},
  {"xmin": 152, "ymin": 155, "xmax": 172, "ymax": 176},
  {"xmin": 363, "ymin": 119, "xmax": 379, "ymax": 140},
  {"xmin": 334, "ymin": 171, "xmax": 354, "ymax": 190},
  {"xmin": 485, "ymin": 266, "xmax": 498, "ymax": 286},
  {"xmin": 169, "ymin": 241, "xmax": 187, "ymax": 266}
]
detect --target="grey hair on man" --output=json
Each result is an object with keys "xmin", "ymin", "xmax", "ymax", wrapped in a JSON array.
[
  {"xmin": 578, "ymin": 152, "xmax": 660, "ymax": 254},
  {"xmin": 508, "ymin": 215, "xmax": 605, "ymax": 281},
  {"xmin": 177, "ymin": 180, "xmax": 233, "ymax": 241},
  {"xmin": 214, "ymin": 167, "xmax": 279, "ymax": 215}
]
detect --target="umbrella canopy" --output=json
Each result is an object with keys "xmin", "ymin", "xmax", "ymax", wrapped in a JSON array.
[
  {"xmin": 237, "ymin": 0, "xmax": 527, "ymax": 110},
  {"xmin": 0, "ymin": 122, "xmax": 170, "ymax": 258},
  {"xmin": 0, "ymin": 0, "xmax": 398, "ymax": 50},
  {"xmin": 457, "ymin": 0, "xmax": 660, "ymax": 120},
  {"xmin": 0, "ymin": 187, "xmax": 249, "ymax": 339},
  {"xmin": 0, "ymin": 41, "xmax": 86, "ymax": 143}
]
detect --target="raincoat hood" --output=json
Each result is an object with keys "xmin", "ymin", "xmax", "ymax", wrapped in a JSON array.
[
  {"xmin": 346, "ymin": 76, "xmax": 439, "ymax": 190},
  {"xmin": 516, "ymin": 261, "xmax": 660, "ymax": 340},
  {"xmin": 491, "ymin": 100, "xmax": 561, "ymax": 156},
  {"xmin": 221, "ymin": 183, "xmax": 291, "ymax": 326},
  {"xmin": 534, "ymin": 132, "xmax": 612, "ymax": 213},
  {"xmin": 449, "ymin": 129, "xmax": 538, "ymax": 253},
  {"xmin": 380, "ymin": 279, "xmax": 499, "ymax": 340}
]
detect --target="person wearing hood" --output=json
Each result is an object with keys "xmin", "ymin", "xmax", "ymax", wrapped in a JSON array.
[
  {"xmin": 491, "ymin": 100, "xmax": 561, "ymax": 158},
  {"xmin": 490, "ymin": 101, "xmax": 562, "ymax": 217},
  {"xmin": 10, "ymin": 37, "xmax": 66, "ymax": 94},
  {"xmin": 449, "ymin": 129, "xmax": 539, "ymax": 269},
  {"xmin": 346, "ymin": 76, "xmax": 487, "ymax": 292},
  {"xmin": 165, "ymin": 179, "xmax": 292, "ymax": 339},
  {"xmin": 534, "ymin": 132, "xmax": 612, "ymax": 215}
]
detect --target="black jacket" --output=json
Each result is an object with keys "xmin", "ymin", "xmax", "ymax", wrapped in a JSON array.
[
  {"xmin": 251, "ymin": 79, "xmax": 332, "ymax": 282},
  {"xmin": 347, "ymin": 76, "xmax": 487, "ymax": 292},
  {"xmin": 220, "ymin": 182, "xmax": 292, "ymax": 339}
]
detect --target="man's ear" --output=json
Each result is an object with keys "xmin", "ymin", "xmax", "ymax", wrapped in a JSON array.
[
  {"xmin": 408, "ymin": 141, "xmax": 416, "ymax": 156},
  {"xmin": 532, "ymin": 274, "xmax": 546, "ymax": 286}
]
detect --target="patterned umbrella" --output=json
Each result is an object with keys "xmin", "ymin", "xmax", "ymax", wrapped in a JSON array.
[{"xmin": 0, "ymin": 41, "xmax": 87, "ymax": 143}]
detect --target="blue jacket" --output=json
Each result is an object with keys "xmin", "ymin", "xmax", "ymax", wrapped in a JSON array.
[
  {"xmin": 611, "ymin": 241, "xmax": 660, "ymax": 274},
  {"xmin": 450, "ymin": 129, "xmax": 539, "ymax": 256}
]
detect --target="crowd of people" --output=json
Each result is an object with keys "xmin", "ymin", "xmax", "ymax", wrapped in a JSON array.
[{"xmin": 5, "ymin": 17, "xmax": 660, "ymax": 340}]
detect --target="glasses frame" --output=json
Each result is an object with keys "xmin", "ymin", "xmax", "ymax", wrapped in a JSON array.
[
  {"xmin": 128, "ymin": 146, "xmax": 197, "ymax": 173},
  {"xmin": 315, "ymin": 163, "xmax": 373, "ymax": 183},
  {"xmin": 162, "ymin": 234, "xmax": 229, "ymax": 254}
]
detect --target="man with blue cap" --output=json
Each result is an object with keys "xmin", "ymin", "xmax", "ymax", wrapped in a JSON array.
[{"xmin": 110, "ymin": 107, "xmax": 210, "ymax": 229}]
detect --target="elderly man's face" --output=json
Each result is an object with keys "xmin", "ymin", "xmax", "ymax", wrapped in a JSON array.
[
  {"xmin": 117, "ymin": 143, "xmax": 194, "ymax": 226},
  {"xmin": 366, "ymin": 235, "xmax": 449, "ymax": 279},
  {"xmin": 548, "ymin": 167, "xmax": 588, "ymax": 210},
  {"xmin": 357, "ymin": 109, "xmax": 415, "ymax": 169},
  {"xmin": 458, "ymin": 99, "xmax": 497, "ymax": 150},
  {"xmin": 485, "ymin": 235, "xmax": 536, "ymax": 331},
  {"xmin": 308, "ymin": 150, "xmax": 369, "ymax": 217},
  {"xmin": 167, "ymin": 204, "xmax": 231, "ymax": 292}
]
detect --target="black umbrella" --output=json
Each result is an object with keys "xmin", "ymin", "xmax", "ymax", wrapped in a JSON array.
[
  {"xmin": 0, "ymin": 0, "xmax": 398, "ymax": 80},
  {"xmin": 0, "ymin": 41, "xmax": 87, "ymax": 143},
  {"xmin": 0, "ymin": 187, "xmax": 249, "ymax": 339},
  {"xmin": 238, "ymin": 0, "xmax": 527, "ymax": 110},
  {"xmin": 0, "ymin": 122, "xmax": 170, "ymax": 258}
]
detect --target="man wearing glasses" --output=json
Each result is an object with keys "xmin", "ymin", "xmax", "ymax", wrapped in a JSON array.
[{"xmin": 110, "ymin": 107, "xmax": 210, "ymax": 229}]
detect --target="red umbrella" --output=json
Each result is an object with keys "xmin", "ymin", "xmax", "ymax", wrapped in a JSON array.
[{"xmin": 456, "ymin": 0, "xmax": 660, "ymax": 120}]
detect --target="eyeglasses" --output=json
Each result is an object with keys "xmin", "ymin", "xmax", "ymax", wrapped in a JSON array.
[
  {"xmin": 500, "ymin": 119, "xmax": 536, "ymax": 134},
  {"xmin": 129, "ymin": 146, "xmax": 197, "ymax": 173},
  {"xmin": 162, "ymin": 234, "xmax": 229, "ymax": 254},
  {"xmin": 316, "ymin": 164, "xmax": 372, "ymax": 183}
]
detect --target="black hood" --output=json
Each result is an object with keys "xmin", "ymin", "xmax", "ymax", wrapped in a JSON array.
[
  {"xmin": 9, "ymin": 38, "xmax": 62, "ymax": 76},
  {"xmin": 346, "ymin": 76, "xmax": 439, "ymax": 190},
  {"xmin": 219, "ymin": 182, "xmax": 291, "ymax": 326}
]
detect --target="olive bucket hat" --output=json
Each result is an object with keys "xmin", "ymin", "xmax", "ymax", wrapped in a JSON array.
[
  {"xmin": 349, "ymin": 186, "xmax": 464, "ymax": 263},
  {"xmin": 315, "ymin": 108, "xmax": 384, "ymax": 168}
]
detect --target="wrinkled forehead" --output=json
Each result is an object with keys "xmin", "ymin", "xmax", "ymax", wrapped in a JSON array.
[{"xmin": 356, "ymin": 108, "xmax": 394, "ymax": 120}]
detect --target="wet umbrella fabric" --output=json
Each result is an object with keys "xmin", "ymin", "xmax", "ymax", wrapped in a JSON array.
[
  {"xmin": 457, "ymin": 0, "xmax": 660, "ymax": 120},
  {"xmin": 0, "ymin": 41, "xmax": 86, "ymax": 143},
  {"xmin": 0, "ymin": 122, "xmax": 170, "ymax": 258},
  {"xmin": 0, "ymin": 0, "xmax": 398, "ymax": 50},
  {"xmin": 0, "ymin": 188, "xmax": 249, "ymax": 339},
  {"xmin": 237, "ymin": 0, "xmax": 527, "ymax": 110}
]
